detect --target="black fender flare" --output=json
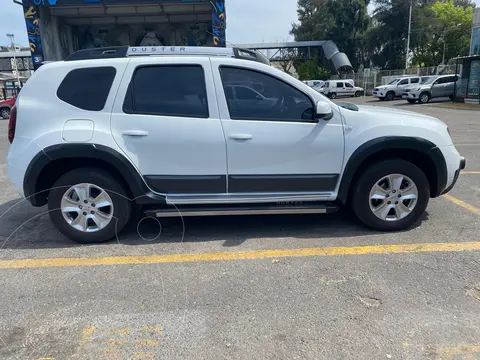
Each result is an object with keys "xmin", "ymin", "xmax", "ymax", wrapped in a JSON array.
[
  {"xmin": 23, "ymin": 143, "xmax": 157, "ymax": 206},
  {"xmin": 337, "ymin": 136, "xmax": 447, "ymax": 204}
]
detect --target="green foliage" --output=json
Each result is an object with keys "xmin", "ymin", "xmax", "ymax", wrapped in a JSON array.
[
  {"xmin": 291, "ymin": 0, "xmax": 476, "ymax": 70},
  {"xmin": 297, "ymin": 58, "xmax": 330, "ymax": 80},
  {"xmin": 291, "ymin": 0, "xmax": 370, "ymax": 69}
]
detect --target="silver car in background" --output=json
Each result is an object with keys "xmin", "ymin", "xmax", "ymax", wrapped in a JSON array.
[{"xmin": 403, "ymin": 74, "xmax": 459, "ymax": 104}]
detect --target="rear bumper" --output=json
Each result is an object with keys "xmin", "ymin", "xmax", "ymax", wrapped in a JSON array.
[{"xmin": 441, "ymin": 156, "xmax": 466, "ymax": 195}]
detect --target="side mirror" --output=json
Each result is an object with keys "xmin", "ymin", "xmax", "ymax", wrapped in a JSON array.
[{"xmin": 315, "ymin": 101, "xmax": 333, "ymax": 121}]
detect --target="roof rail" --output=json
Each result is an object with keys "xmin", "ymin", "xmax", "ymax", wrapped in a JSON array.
[{"xmin": 65, "ymin": 46, "xmax": 270, "ymax": 65}]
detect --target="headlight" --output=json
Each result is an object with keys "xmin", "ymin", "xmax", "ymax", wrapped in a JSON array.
[{"xmin": 415, "ymin": 88, "xmax": 422, "ymax": 91}]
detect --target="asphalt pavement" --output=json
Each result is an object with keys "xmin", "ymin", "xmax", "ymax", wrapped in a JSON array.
[{"xmin": 0, "ymin": 97, "xmax": 479, "ymax": 360}]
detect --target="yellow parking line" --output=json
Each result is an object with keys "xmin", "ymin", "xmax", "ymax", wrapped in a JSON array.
[
  {"xmin": 443, "ymin": 194, "xmax": 480, "ymax": 216},
  {"xmin": 1, "ymin": 242, "xmax": 480, "ymax": 270},
  {"xmin": 461, "ymin": 171, "xmax": 480, "ymax": 174}
]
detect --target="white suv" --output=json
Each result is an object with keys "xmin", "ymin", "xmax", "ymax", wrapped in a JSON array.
[
  {"xmin": 7, "ymin": 46, "xmax": 465, "ymax": 243},
  {"xmin": 373, "ymin": 76, "xmax": 421, "ymax": 101}
]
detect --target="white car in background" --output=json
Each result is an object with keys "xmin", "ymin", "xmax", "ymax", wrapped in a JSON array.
[
  {"xmin": 372, "ymin": 76, "xmax": 421, "ymax": 101},
  {"xmin": 320, "ymin": 80, "xmax": 364, "ymax": 99}
]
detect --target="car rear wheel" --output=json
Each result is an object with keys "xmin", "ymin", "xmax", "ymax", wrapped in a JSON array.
[
  {"xmin": 48, "ymin": 167, "xmax": 132, "ymax": 243},
  {"xmin": 329, "ymin": 93, "xmax": 337, "ymax": 99},
  {"xmin": 407, "ymin": 99, "xmax": 417, "ymax": 104},
  {"xmin": 351, "ymin": 159, "xmax": 429, "ymax": 231},
  {"xmin": 0, "ymin": 108, "xmax": 10, "ymax": 119},
  {"xmin": 385, "ymin": 92, "xmax": 395, "ymax": 101},
  {"xmin": 419, "ymin": 92, "xmax": 430, "ymax": 104}
]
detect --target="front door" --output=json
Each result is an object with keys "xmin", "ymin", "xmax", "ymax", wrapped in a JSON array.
[
  {"xmin": 211, "ymin": 59, "xmax": 345, "ymax": 195},
  {"xmin": 344, "ymin": 82, "xmax": 355, "ymax": 96},
  {"xmin": 110, "ymin": 57, "xmax": 227, "ymax": 195},
  {"xmin": 431, "ymin": 77, "xmax": 447, "ymax": 97}
]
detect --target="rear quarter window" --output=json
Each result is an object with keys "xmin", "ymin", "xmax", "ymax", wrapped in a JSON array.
[{"xmin": 57, "ymin": 67, "xmax": 117, "ymax": 111}]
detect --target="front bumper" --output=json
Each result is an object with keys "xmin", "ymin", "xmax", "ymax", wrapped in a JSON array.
[{"xmin": 441, "ymin": 156, "xmax": 466, "ymax": 195}]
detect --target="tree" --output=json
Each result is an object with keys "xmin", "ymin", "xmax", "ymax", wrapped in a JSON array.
[
  {"xmin": 430, "ymin": 0, "xmax": 474, "ymax": 62},
  {"xmin": 297, "ymin": 57, "xmax": 330, "ymax": 80},
  {"xmin": 366, "ymin": 0, "xmax": 412, "ymax": 69},
  {"xmin": 291, "ymin": 0, "xmax": 370, "ymax": 70}
]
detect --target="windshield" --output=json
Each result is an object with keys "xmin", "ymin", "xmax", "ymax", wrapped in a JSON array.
[
  {"xmin": 388, "ymin": 78, "xmax": 400, "ymax": 85},
  {"xmin": 423, "ymin": 77, "xmax": 437, "ymax": 85}
]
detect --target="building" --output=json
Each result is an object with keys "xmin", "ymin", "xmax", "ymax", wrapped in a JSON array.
[{"xmin": 20, "ymin": 0, "xmax": 226, "ymax": 69}]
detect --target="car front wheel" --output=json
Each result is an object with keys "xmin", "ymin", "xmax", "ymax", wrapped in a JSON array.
[
  {"xmin": 355, "ymin": 91, "xmax": 362, "ymax": 97},
  {"xmin": 329, "ymin": 93, "xmax": 337, "ymax": 99},
  {"xmin": 419, "ymin": 92, "xmax": 431, "ymax": 104},
  {"xmin": 48, "ymin": 167, "xmax": 132, "ymax": 243},
  {"xmin": 351, "ymin": 159, "xmax": 429, "ymax": 231},
  {"xmin": 385, "ymin": 92, "xmax": 395, "ymax": 101}
]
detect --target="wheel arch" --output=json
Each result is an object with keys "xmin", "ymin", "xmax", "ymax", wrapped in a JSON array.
[
  {"xmin": 23, "ymin": 143, "xmax": 151, "ymax": 207},
  {"xmin": 338, "ymin": 136, "xmax": 447, "ymax": 204}
]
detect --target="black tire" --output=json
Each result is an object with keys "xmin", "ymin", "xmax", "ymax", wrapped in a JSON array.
[
  {"xmin": 48, "ymin": 167, "xmax": 132, "ymax": 243},
  {"xmin": 449, "ymin": 95, "xmax": 455, "ymax": 101},
  {"xmin": 385, "ymin": 92, "xmax": 395, "ymax": 101},
  {"xmin": 0, "ymin": 108, "xmax": 10, "ymax": 119},
  {"xmin": 329, "ymin": 92, "xmax": 337, "ymax": 99},
  {"xmin": 419, "ymin": 92, "xmax": 430, "ymax": 104},
  {"xmin": 407, "ymin": 99, "xmax": 417, "ymax": 104},
  {"xmin": 379, "ymin": 97, "xmax": 386, "ymax": 101},
  {"xmin": 351, "ymin": 159, "xmax": 430, "ymax": 231},
  {"xmin": 354, "ymin": 91, "xmax": 362, "ymax": 97}
]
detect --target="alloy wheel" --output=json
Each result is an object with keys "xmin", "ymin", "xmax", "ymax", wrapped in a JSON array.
[
  {"xmin": 60, "ymin": 183, "xmax": 114, "ymax": 232},
  {"xmin": 368, "ymin": 174, "xmax": 418, "ymax": 222}
]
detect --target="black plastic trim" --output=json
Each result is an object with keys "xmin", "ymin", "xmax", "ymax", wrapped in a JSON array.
[
  {"xmin": 23, "ymin": 143, "xmax": 156, "ymax": 207},
  {"xmin": 228, "ymin": 174, "xmax": 339, "ymax": 193},
  {"xmin": 337, "ymin": 137, "xmax": 448, "ymax": 204},
  {"xmin": 144, "ymin": 175, "xmax": 226, "ymax": 194}
]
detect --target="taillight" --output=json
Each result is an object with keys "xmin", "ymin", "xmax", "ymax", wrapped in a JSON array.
[{"xmin": 8, "ymin": 105, "xmax": 17, "ymax": 144}]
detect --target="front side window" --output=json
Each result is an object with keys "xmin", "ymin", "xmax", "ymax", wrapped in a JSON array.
[
  {"xmin": 127, "ymin": 65, "xmax": 209, "ymax": 118},
  {"xmin": 345, "ymin": 82, "xmax": 353, "ymax": 88},
  {"xmin": 235, "ymin": 86, "xmax": 259, "ymax": 100},
  {"xmin": 398, "ymin": 79, "xmax": 409, "ymax": 85},
  {"xmin": 220, "ymin": 67, "xmax": 314, "ymax": 122}
]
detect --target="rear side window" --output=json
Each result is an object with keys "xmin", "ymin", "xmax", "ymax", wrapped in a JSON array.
[
  {"xmin": 411, "ymin": 78, "xmax": 420, "ymax": 84},
  {"xmin": 126, "ymin": 65, "xmax": 209, "ymax": 118},
  {"xmin": 337, "ymin": 82, "xmax": 344, "ymax": 87},
  {"xmin": 57, "ymin": 67, "xmax": 116, "ymax": 111}
]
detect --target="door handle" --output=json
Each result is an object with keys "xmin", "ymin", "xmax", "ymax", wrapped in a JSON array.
[
  {"xmin": 122, "ymin": 130, "xmax": 148, "ymax": 137},
  {"xmin": 229, "ymin": 134, "xmax": 253, "ymax": 140}
]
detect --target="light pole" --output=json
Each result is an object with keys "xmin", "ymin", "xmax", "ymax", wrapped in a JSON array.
[
  {"xmin": 405, "ymin": 0, "xmax": 413, "ymax": 70},
  {"xmin": 6, "ymin": 33, "xmax": 21, "ymax": 90}
]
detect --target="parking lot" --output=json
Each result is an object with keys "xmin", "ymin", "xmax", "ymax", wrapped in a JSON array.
[{"xmin": 0, "ymin": 97, "xmax": 479, "ymax": 360}]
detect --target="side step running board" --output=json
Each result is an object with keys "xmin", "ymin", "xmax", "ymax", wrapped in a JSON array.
[{"xmin": 144, "ymin": 203, "xmax": 339, "ymax": 218}]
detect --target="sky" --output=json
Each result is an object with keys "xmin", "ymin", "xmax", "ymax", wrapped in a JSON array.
[{"xmin": 0, "ymin": 0, "xmax": 479, "ymax": 47}]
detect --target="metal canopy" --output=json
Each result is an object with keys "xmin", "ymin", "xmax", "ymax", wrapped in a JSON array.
[{"xmin": 236, "ymin": 41, "xmax": 353, "ymax": 73}]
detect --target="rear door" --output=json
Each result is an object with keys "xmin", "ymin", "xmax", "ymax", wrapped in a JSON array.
[
  {"xmin": 336, "ymin": 81, "xmax": 345, "ymax": 96},
  {"xmin": 110, "ymin": 57, "xmax": 227, "ymax": 195}
]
